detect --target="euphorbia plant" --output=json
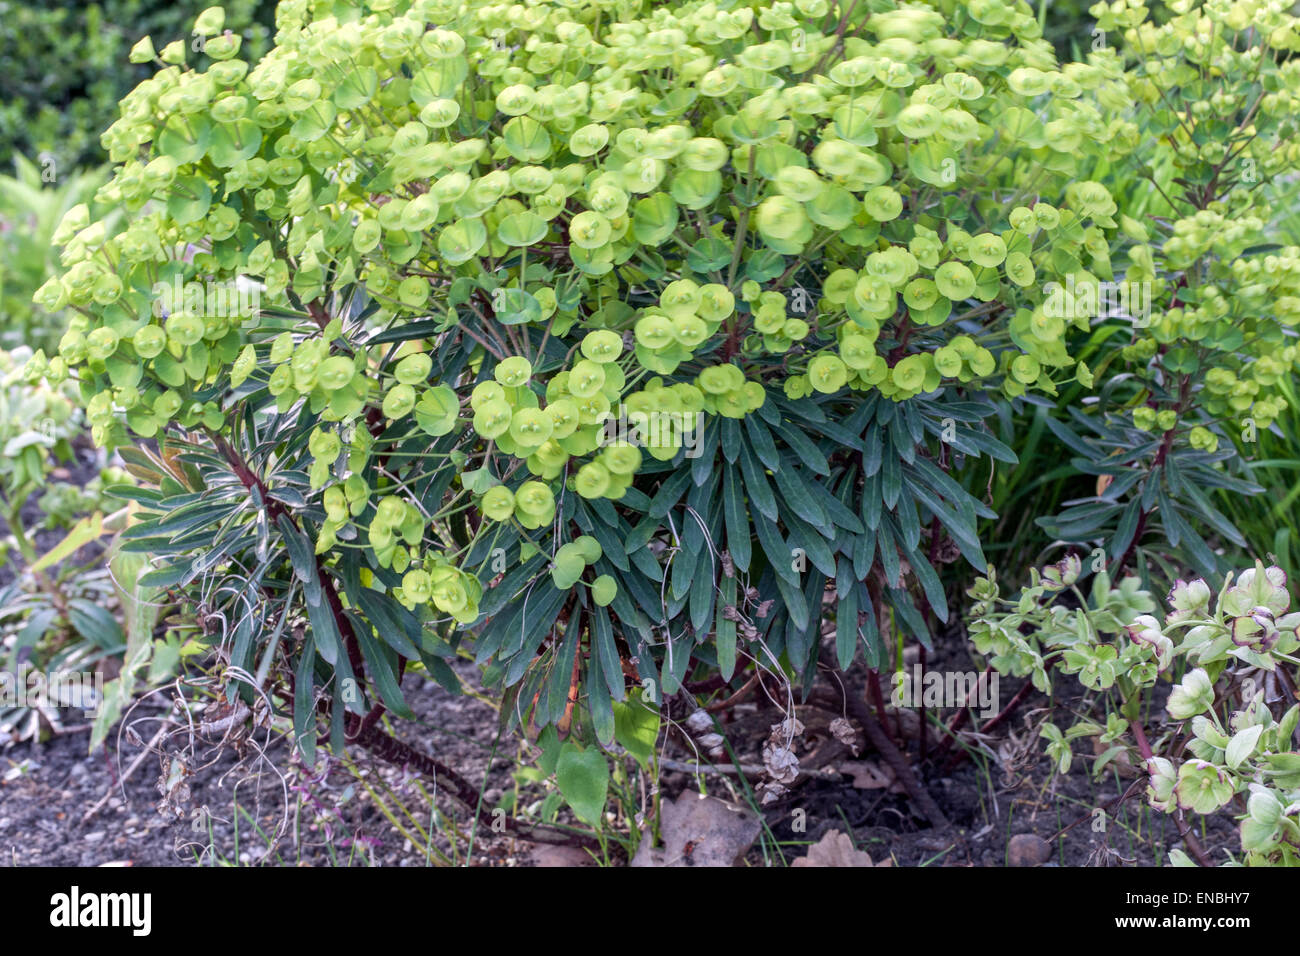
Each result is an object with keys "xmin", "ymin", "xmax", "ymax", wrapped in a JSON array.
[
  {"xmin": 1038, "ymin": 0, "xmax": 1300, "ymax": 578},
  {"xmin": 32, "ymin": 0, "xmax": 1296, "ymax": 828}
]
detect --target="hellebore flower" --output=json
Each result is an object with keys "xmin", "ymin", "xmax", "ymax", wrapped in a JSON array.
[
  {"xmin": 1174, "ymin": 760, "xmax": 1234, "ymax": 815},
  {"xmin": 1146, "ymin": 757, "xmax": 1177, "ymax": 813},
  {"xmin": 1167, "ymin": 668, "xmax": 1215, "ymax": 720},
  {"xmin": 1126, "ymin": 614, "xmax": 1173, "ymax": 670},
  {"xmin": 1166, "ymin": 577, "xmax": 1212, "ymax": 625},
  {"xmin": 1041, "ymin": 553, "xmax": 1082, "ymax": 589}
]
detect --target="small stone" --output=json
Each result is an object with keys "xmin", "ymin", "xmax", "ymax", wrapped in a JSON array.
[
  {"xmin": 915, "ymin": 834, "xmax": 952, "ymax": 852},
  {"xmin": 1008, "ymin": 833, "xmax": 1052, "ymax": 867},
  {"xmin": 84, "ymin": 831, "xmax": 106, "ymax": 844},
  {"xmin": 531, "ymin": 845, "xmax": 596, "ymax": 867}
]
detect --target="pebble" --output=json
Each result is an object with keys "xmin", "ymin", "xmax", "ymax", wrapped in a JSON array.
[
  {"xmin": 531, "ymin": 844, "xmax": 596, "ymax": 867},
  {"xmin": 915, "ymin": 835, "xmax": 952, "ymax": 852},
  {"xmin": 84, "ymin": 831, "xmax": 106, "ymax": 844},
  {"xmin": 1008, "ymin": 833, "xmax": 1052, "ymax": 867}
]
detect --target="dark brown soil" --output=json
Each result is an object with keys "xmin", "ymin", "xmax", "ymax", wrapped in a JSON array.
[
  {"xmin": 0, "ymin": 641, "xmax": 1241, "ymax": 867},
  {"xmin": 1, "ymin": 444, "xmax": 1243, "ymax": 869},
  {"xmin": 1, "ymin": 659, "xmax": 521, "ymax": 866}
]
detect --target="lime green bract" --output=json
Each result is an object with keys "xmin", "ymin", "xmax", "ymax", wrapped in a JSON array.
[{"xmin": 31, "ymin": 0, "xmax": 1300, "ymax": 746}]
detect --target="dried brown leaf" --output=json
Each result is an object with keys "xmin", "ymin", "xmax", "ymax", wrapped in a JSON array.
[{"xmin": 792, "ymin": 830, "xmax": 890, "ymax": 867}]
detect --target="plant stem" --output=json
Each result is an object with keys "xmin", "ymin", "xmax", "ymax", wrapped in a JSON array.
[{"xmin": 846, "ymin": 682, "xmax": 951, "ymax": 830}]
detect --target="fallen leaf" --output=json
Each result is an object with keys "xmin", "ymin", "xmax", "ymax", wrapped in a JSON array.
[
  {"xmin": 631, "ymin": 791, "xmax": 761, "ymax": 867},
  {"xmin": 839, "ymin": 759, "xmax": 900, "ymax": 792},
  {"xmin": 792, "ymin": 830, "xmax": 889, "ymax": 867}
]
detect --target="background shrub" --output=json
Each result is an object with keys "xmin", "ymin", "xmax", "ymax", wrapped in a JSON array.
[
  {"xmin": 0, "ymin": 0, "xmax": 275, "ymax": 171},
  {"xmin": 0, "ymin": 159, "xmax": 115, "ymax": 352}
]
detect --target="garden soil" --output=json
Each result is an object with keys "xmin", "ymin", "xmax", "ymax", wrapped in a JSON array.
[{"xmin": 1, "ymin": 649, "xmax": 1238, "ymax": 867}]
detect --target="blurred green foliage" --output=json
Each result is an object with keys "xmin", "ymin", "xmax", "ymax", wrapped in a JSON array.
[
  {"xmin": 1041, "ymin": 0, "xmax": 1102, "ymax": 58},
  {"xmin": 0, "ymin": 157, "xmax": 115, "ymax": 350},
  {"xmin": 0, "ymin": 0, "xmax": 275, "ymax": 171}
]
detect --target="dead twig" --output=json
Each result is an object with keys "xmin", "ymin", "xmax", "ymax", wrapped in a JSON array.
[
  {"xmin": 82, "ymin": 717, "xmax": 176, "ymax": 824},
  {"xmin": 658, "ymin": 757, "xmax": 841, "ymax": 781},
  {"xmin": 704, "ymin": 671, "xmax": 760, "ymax": 713}
]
